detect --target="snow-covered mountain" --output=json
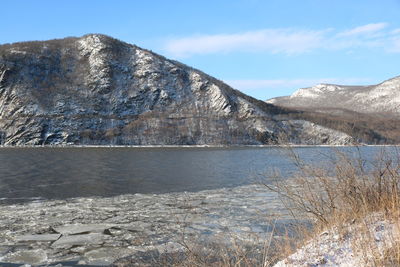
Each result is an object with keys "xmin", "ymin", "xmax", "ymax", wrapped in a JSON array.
[
  {"xmin": 267, "ymin": 76, "xmax": 400, "ymax": 117},
  {"xmin": 0, "ymin": 34, "xmax": 365, "ymax": 146}
]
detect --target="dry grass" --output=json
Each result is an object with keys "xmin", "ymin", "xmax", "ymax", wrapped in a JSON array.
[
  {"xmin": 269, "ymin": 147, "xmax": 400, "ymax": 224},
  {"xmin": 380, "ymin": 241, "xmax": 400, "ymax": 266},
  {"xmin": 265, "ymin": 147, "xmax": 400, "ymax": 266}
]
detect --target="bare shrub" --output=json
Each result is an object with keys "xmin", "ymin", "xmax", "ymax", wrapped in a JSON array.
[{"xmin": 265, "ymin": 146, "xmax": 400, "ymax": 266}]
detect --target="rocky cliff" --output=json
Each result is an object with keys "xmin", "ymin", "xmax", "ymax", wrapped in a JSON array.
[{"xmin": 0, "ymin": 34, "xmax": 369, "ymax": 145}]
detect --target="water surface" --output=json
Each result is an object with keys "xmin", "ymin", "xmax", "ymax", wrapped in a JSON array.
[{"xmin": 0, "ymin": 146, "xmax": 396, "ymax": 203}]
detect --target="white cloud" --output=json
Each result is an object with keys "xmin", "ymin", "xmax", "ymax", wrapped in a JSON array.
[
  {"xmin": 337, "ymin": 23, "xmax": 388, "ymax": 37},
  {"xmin": 390, "ymin": 28, "xmax": 400, "ymax": 35},
  {"xmin": 164, "ymin": 29, "xmax": 325, "ymax": 57},
  {"xmin": 163, "ymin": 22, "xmax": 400, "ymax": 57},
  {"xmin": 388, "ymin": 36, "xmax": 400, "ymax": 53}
]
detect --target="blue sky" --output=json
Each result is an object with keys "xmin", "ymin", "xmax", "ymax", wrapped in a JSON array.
[{"xmin": 2, "ymin": 0, "xmax": 400, "ymax": 100}]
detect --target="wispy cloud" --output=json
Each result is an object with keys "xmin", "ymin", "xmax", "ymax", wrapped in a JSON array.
[
  {"xmin": 391, "ymin": 28, "xmax": 400, "ymax": 35},
  {"xmin": 164, "ymin": 29, "xmax": 325, "ymax": 57},
  {"xmin": 164, "ymin": 22, "xmax": 400, "ymax": 57},
  {"xmin": 388, "ymin": 36, "xmax": 400, "ymax": 53},
  {"xmin": 336, "ymin": 23, "xmax": 388, "ymax": 37}
]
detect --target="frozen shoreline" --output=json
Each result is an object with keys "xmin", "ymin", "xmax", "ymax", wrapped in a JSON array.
[{"xmin": 0, "ymin": 184, "xmax": 296, "ymax": 266}]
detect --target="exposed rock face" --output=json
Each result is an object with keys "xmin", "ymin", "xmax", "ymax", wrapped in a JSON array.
[
  {"xmin": 267, "ymin": 76, "xmax": 400, "ymax": 117},
  {"xmin": 0, "ymin": 34, "xmax": 353, "ymax": 145}
]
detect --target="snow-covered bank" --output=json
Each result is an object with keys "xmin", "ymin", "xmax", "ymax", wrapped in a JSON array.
[{"xmin": 274, "ymin": 213, "xmax": 400, "ymax": 267}]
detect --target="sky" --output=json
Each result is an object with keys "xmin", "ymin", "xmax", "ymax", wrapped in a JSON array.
[{"xmin": 1, "ymin": 0, "xmax": 400, "ymax": 100}]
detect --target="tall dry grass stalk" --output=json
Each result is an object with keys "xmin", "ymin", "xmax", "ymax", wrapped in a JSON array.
[
  {"xmin": 265, "ymin": 146, "xmax": 400, "ymax": 266},
  {"xmin": 266, "ymin": 147, "xmax": 400, "ymax": 226}
]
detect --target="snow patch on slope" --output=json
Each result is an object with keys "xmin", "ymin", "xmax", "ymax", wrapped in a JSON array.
[
  {"xmin": 274, "ymin": 213, "xmax": 399, "ymax": 267},
  {"xmin": 291, "ymin": 84, "xmax": 342, "ymax": 99}
]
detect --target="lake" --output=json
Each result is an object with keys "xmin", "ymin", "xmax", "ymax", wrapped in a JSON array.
[
  {"xmin": 0, "ymin": 146, "xmax": 398, "ymax": 265},
  {"xmin": 0, "ymin": 146, "xmax": 396, "ymax": 204}
]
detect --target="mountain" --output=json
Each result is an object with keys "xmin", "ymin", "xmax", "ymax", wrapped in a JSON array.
[
  {"xmin": 268, "ymin": 76, "xmax": 400, "ymax": 116},
  {"xmin": 0, "ymin": 34, "xmax": 384, "ymax": 145},
  {"xmin": 267, "ymin": 77, "xmax": 400, "ymax": 143}
]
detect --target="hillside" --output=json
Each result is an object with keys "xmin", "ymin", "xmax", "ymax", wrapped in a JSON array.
[
  {"xmin": 267, "ymin": 77, "xmax": 400, "ymax": 143},
  {"xmin": 0, "ymin": 34, "xmax": 387, "ymax": 145},
  {"xmin": 268, "ymin": 76, "xmax": 400, "ymax": 116}
]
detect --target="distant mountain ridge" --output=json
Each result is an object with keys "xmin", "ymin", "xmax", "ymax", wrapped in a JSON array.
[
  {"xmin": 267, "ymin": 76, "xmax": 400, "ymax": 143},
  {"xmin": 0, "ymin": 34, "xmax": 390, "ymax": 145},
  {"xmin": 268, "ymin": 76, "xmax": 400, "ymax": 117}
]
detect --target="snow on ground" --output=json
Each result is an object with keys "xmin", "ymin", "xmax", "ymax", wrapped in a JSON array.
[{"xmin": 274, "ymin": 213, "xmax": 399, "ymax": 267}]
